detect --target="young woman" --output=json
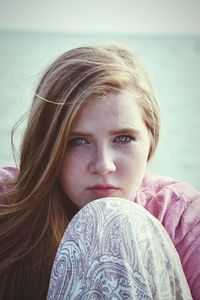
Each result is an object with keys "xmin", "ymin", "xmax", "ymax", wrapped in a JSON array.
[{"xmin": 0, "ymin": 44, "xmax": 199, "ymax": 299}]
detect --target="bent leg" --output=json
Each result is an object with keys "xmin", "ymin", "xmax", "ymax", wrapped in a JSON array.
[{"xmin": 47, "ymin": 197, "xmax": 192, "ymax": 300}]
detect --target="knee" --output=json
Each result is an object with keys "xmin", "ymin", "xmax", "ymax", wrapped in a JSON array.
[{"xmin": 66, "ymin": 197, "xmax": 164, "ymax": 249}]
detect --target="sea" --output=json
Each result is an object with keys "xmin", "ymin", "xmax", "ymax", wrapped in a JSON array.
[{"xmin": 0, "ymin": 30, "xmax": 200, "ymax": 190}]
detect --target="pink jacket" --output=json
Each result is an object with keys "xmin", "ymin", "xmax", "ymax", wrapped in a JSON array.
[
  {"xmin": 1, "ymin": 167, "xmax": 200, "ymax": 299},
  {"xmin": 136, "ymin": 172, "xmax": 200, "ymax": 300}
]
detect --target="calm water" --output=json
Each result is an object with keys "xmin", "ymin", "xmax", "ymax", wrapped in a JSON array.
[{"xmin": 0, "ymin": 30, "xmax": 200, "ymax": 189}]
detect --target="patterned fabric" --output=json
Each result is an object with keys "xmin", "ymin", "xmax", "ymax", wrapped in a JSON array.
[{"xmin": 47, "ymin": 198, "xmax": 192, "ymax": 300}]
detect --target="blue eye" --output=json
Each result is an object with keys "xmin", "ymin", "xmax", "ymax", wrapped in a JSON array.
[
  {"xmin": 115, "ymin": 135, "xmax": 133, "ymax": 143},
  {"xmin": 68, "ymin": 137, "xmax": 87, "ymax": 146}
]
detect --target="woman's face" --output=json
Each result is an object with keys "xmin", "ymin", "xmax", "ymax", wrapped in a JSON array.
[{"xmin": 59, "ymin": 90, "xmax": 150, "ymax": 208}]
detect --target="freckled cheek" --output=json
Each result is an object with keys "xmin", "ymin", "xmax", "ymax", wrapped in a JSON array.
[
  {"xmin": 118, "ymin": 156, "xmax": 136, "ymax": 177},
  {"xmin": 114, "ymin": 151, "xmax": 132, "ymax": 174},
  {"xmin": 59, "ymin": 156, "xmax": 85, "ymax": 193},
  {"xmin": 117, "ymin": 148, "xmax": 148, "ymax": 174},
  {"xmin": 62, "ymin": 150, "xmax": 90, "ymax": 175},
  {"xmin": 117, "ymin": 150, "xmax": 147, "ymax": 197}
]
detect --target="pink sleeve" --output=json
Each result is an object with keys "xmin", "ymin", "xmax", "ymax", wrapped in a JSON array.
[
  {"xmin": 175, "ymin": 196, "xmax": 200, "ymax": 300},
  {"xmin": 0, "ymin": 166, "xmax": 18, "ymax": 204},
  {"xmin": 136, "ymin": 172, "xmax": 200, "ymax": 300}
]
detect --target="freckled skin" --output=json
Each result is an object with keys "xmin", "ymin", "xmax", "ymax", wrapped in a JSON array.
[{"xmin": 59, "ymin": 91, "xmax": 150, "ymax": 208}]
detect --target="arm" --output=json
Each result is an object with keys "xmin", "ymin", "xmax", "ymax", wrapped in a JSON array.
[
  {"xmin": 137, "ymin": 172, "xmax": 200, "ymax": 300},
  {"xmin": 175, "ymin": 196, "xmax": 200, "ymax": 300}
]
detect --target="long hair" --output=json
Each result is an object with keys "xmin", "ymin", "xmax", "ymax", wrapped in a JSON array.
[{"xmin": 0, "ymin": 44, "xmax": 160, "ymax": 299}]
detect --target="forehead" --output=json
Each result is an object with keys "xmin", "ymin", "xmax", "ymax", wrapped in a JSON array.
[{"xmin": 70, "ymin": 90, "xmax": 146, "ymax": 132}]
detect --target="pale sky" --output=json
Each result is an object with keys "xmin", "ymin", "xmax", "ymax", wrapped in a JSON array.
[{"xmin": 0, "ymin": 0, "xmax": 200, "ymax": 35}]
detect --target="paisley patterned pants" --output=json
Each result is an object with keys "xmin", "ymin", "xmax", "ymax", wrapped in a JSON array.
[{"xmin": 47, "ymin": 197, "xmax": 192, "ymax": 299}]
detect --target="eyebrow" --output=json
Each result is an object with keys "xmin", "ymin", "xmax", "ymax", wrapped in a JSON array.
[{"xmin": 69, "ymin": 128, "xmax": 141, "ymax": 137}]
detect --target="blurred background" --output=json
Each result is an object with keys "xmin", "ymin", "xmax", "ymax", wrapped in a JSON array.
[{"xmin": 0, "ymin": 0, "xmax": 200, "ymax": 189}]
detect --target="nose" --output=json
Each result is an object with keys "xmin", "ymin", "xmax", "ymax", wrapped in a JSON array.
[{"xmin": 88, "ymin": 145, "xmax": 116, "ymax": 175}]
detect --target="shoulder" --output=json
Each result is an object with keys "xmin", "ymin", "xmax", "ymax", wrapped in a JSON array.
[
  {"xmin": 0, "ymin": 166, "xmax": 18, "ymax": 204},
  {"xmin": 0, "ymin": 166, "xmax": 18, "ymax": 179},
  {"xmin": 0, "ymin": 166, "xmax": 18, "ymax": 185},
  {"xmin": 136, "ymin": 171, "xmax": 200, "ymax": 241}
]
